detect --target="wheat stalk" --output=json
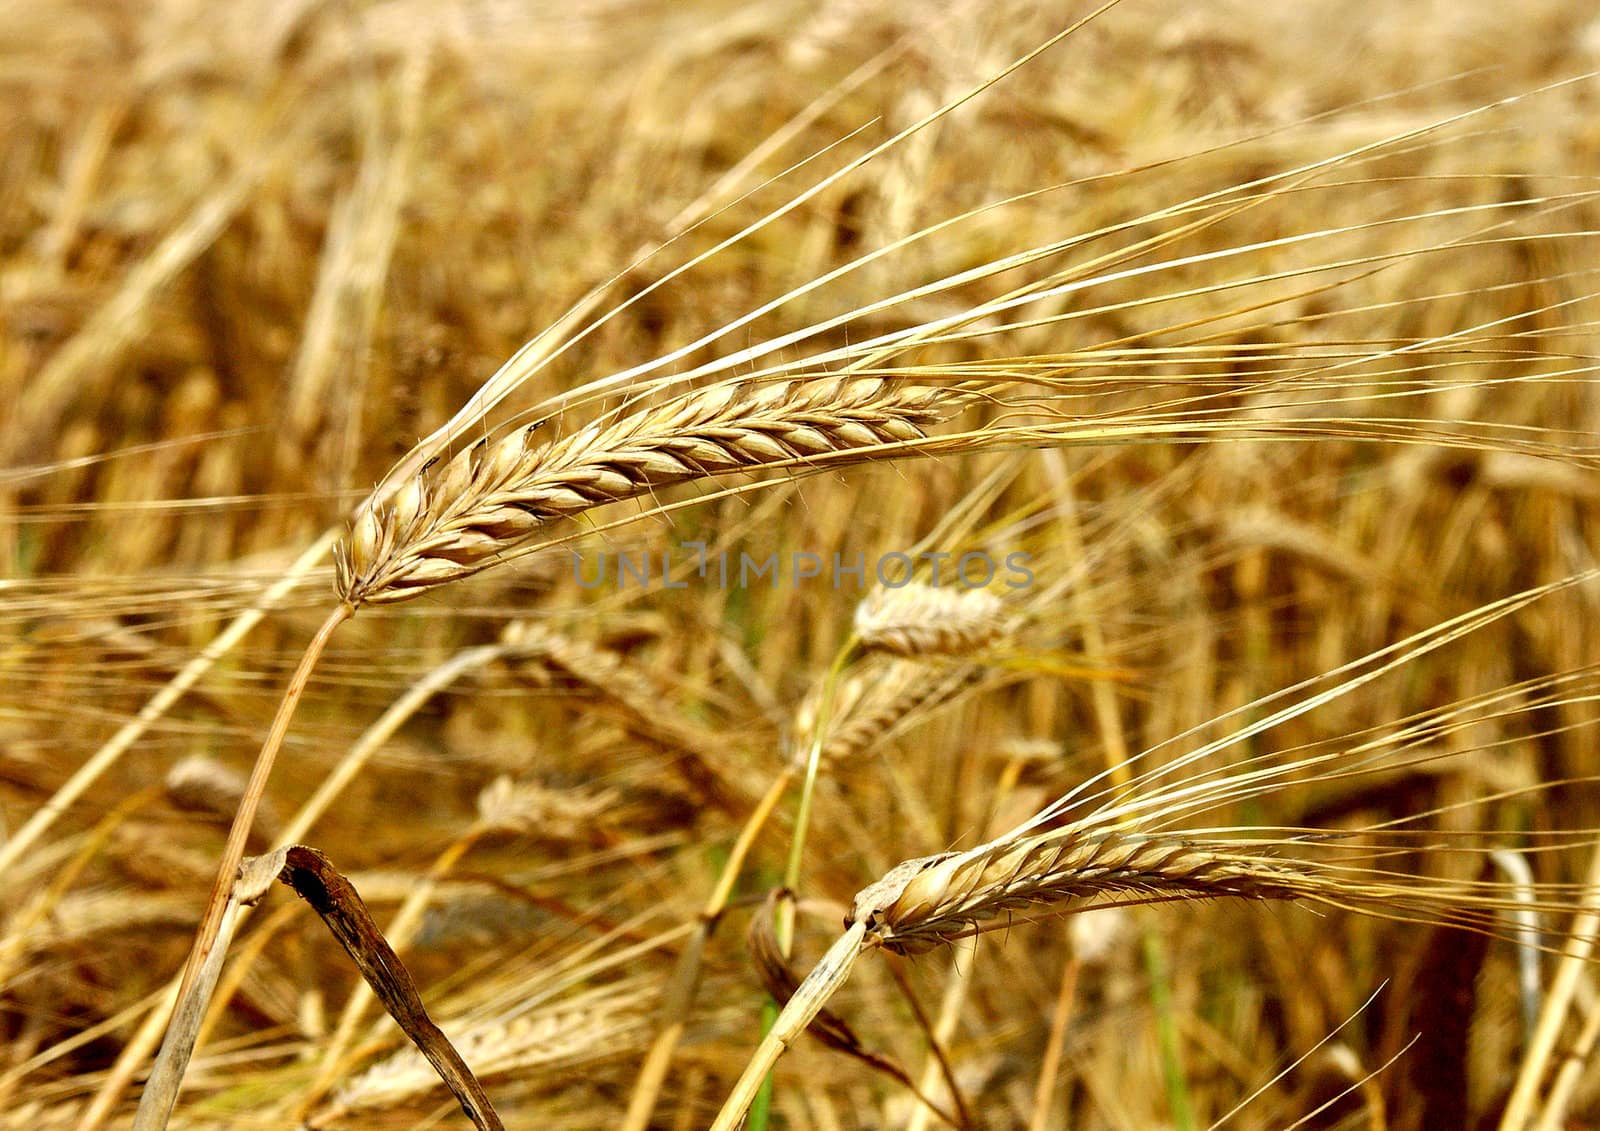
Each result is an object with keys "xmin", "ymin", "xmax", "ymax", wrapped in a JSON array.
[{"xmin": 337, "ymin": 377, "xmax": 960, "ymax": 606}]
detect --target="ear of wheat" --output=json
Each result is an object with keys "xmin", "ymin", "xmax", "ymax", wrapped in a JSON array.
[
  {"xmin": 793, "ymin": 658, "xmax": 989, "ymax": 771},
  {"xmin": 853, "ymin": 582, "xmax": 1013, "ymax": 657},
  {"xmin": 337, "ymin": 378, "xmax": 959, "ymax": 606},
  {"xmin": 317, "ymin": 983, "xmax": 651, "ymax": 1125},
  {"xmin": 844, "ymin": 805, "xmax": 1600, "ymax": 960},
  {"xmin": 846, "ymin": 830, "xmax": 1333, "ymax": 956}
]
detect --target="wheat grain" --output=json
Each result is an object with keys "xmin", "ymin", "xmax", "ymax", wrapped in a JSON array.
[{"xmin": 337, "ymin": 378, "xmax": 959, "ymax": 606}]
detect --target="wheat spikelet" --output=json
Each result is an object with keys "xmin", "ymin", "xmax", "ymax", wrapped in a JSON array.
[
  {"xmin": 337, "ymin": 378, "xmax": 957, "ymax": 606},
  {"xmin": 853, "ymin": 583, "xmax": 1012, "ymax": 657},
  {"xmin": 475, "ymin": 774, "xmax": 620, "ymax": 840},
  {"xmin": 501, "ymin": 620, "xmax": 759, "ymax": 801},
  {"xmin": 163, "ymin": 755, "xmax": 280, "ymax": 838},
  {"xmin": 847, "ymin": 830, "xmax": 1338, "ymax": 956},
  {"xmin": 792, "ymin": 658, "xmax": 986, "ymax": 770},
  {"xmin": 316, "ymin": 983, "xmax": 650, "ymax": 1124}
]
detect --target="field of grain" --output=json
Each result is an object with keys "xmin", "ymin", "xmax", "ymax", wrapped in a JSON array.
[{"xmin": 4, "ymin": 2, "xmax": 1599, "ymax": 1128}]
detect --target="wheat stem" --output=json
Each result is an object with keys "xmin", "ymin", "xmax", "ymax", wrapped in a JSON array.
[
  {"xmin": 708, "ymin": 922, "xmax": 870, "ymax": 1131},
  {"xmin": 619, "ymin": 772, "xmax": 795, "ymax": 1131},
  {"xmin": 1025, "ymin": 956, "xmax": 1082, "ymax": 1131},
  {"xmin": 1499, "ymin": 840, "xmax": 1600, "ymax": 1131},
  {"xmin": 135, "ymin": 603, "xmax": 349, "ymax": 1130}
]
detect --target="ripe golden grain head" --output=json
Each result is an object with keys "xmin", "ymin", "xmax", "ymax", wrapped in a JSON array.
[{"xmin": 337, "ymin": 378, "xmax": 959, "ymax": 607}]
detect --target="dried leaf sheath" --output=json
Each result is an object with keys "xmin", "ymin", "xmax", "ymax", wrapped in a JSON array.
[{"xmin": 337, "ymin": 378, "xmax": 956, "ymax": 605}]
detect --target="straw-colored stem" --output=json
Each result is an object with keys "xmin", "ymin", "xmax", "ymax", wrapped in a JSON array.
[
  {"xmin": 1025, "ymin": 957, "xmax": 1081, "ymax": 1131},
  {"xmin": 193, "ymin": 902, "xmax": 302, "ymax": 1067},
  {"xmin": 1532, "ymin": 992, "xmax": 1600, "ymax": 1131},
  {"xmin": 136, "ymin": 603, "xmax": 350, "ymax": 1129},
  {"xmin": 782, "ymin": 645, "xmax": 856, "ymax": 932},
  {"xmin": 752, "ymin": 644, "xmax": 855, "ymax": 1130},
  {"xmin": 708, "ymin": 922, "xmax": 870, "ymax": 1131},
  {"xmin": 134, "ymin": 848, "xmax": 289, "ymax": 1130},
  {"xmin": 0, "ymin": 529, "xmax": 338, "ymax": 881},
  {"xmin": 1499, "ymin": 841, "xmax": 1600, "ymax": 1131},
  {"xmin": 619, "ymin": 771, "xmax": 794, "ymax": 1131},
  {"xmin": 902, "ymin": 757, "xmax": 1031, "ymax": 1131}
]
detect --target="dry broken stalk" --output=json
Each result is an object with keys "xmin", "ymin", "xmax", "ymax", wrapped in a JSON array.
[{"xmin": 336, "ymin": 377, "xmax": 958, "ymax": 605}]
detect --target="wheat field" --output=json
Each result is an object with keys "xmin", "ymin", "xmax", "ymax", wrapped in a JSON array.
[{"xmin": 3, "ymin": 1, "xmax": 1600, "ymax": 1128}]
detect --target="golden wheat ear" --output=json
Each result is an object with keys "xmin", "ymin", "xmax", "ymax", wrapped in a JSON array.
[
  {"xmin": 337, "ymin": 378, "xmax": 960, "ymax": 606},
  {"xmin": 853, "ymin": 582, "xmax": 1014, "ymax": 657}
]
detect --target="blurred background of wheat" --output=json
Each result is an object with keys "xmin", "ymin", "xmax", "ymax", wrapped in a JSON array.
[{"xmin": 3, "ymin": 1, "xmax": 1599, "ymax": 1128}]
